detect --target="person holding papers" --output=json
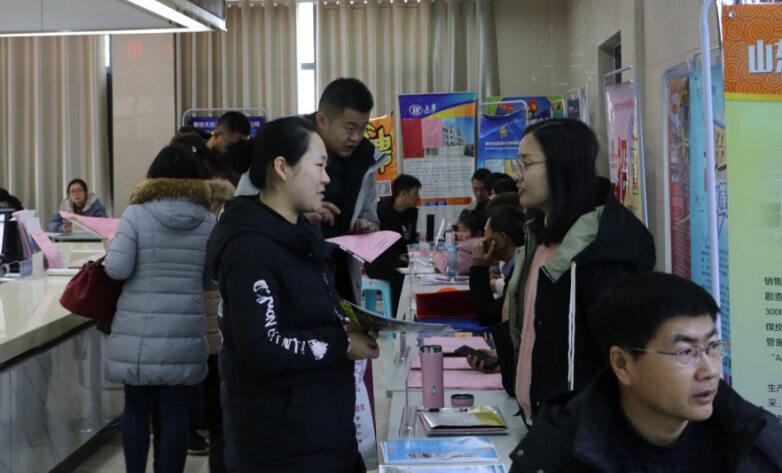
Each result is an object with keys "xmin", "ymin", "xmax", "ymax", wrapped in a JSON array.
[
  {"xmin": 206, "ymin": 116, "xmax": 379, "ymax": 473},
  {"xmin": 48, "ymin": 178, "xmax": 108, "ymax": 232}
]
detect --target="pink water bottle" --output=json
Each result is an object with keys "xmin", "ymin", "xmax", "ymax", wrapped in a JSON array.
[{"xmin": 420, "ymin": 345, "xmax": 444, "ymax": 408}]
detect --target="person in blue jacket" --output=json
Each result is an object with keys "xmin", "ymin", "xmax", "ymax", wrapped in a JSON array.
[
  {"xmin": 206, "ymin": 116, "xmax": 379, "ymax": 473},
  {"xmin": 48, "ymin": 178, "xmax": 108, "ymax": 232}
]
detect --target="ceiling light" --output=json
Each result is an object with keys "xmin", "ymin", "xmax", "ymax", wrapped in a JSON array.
[{"xmin": 124, "ymin": 0, "xmax": 211, "ymax": 32}]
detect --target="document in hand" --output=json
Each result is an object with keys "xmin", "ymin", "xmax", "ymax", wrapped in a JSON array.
[
  {"xmin": 418, "ymin": 406, "xmax": 508, "ymax": 436},
  {"xmin": 59, "ymin": 211, "xmax": 120, "ymax": 239},
  {"xmin": 379, "ymin": 465, "xmax": 506, "ymax": 473},
  {"xmin": 326, "ymin": 230, "xmax": 401, "ymax": 263},
  {"xmin": 382, "ymin": 436, "xmax": 499, "ymax": 464},
  {"xmin": 340, "ymin": 300, "xmax": 450, "ymax": 333}
]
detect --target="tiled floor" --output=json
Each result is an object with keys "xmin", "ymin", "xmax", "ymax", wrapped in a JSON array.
[{"xmin": 69, "ymin": 336, "xmax": 395, "ymax": 473}]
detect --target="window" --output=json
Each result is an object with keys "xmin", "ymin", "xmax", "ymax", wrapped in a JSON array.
[{"xmin": 296, "ymin": 1, "xmax": 316, "ymax": 114}]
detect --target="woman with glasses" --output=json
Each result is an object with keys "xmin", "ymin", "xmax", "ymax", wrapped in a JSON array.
[
  {"xmin": 48, "ymin": 178, "xmax": 109, "ymax": 232},
  {"xmin": 507, "ymin": 118, "xmax": 656, "ymax": 424}
]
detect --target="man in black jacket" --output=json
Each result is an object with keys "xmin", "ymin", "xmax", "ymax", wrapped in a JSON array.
[
  {"xmin": 511, "ymin": 272, "xmax": 782, "ymax": 472},
  {"xmin": 365, "ymin": 174, "xmax": 421, "ymax": 315}
]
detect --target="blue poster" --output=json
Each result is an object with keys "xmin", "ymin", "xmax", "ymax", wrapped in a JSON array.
[
  {"xmin": 476, "ymin": 110, "xmax": 526, "ymax": 169},
  {"xmin": 187, "ymin": 115, "xmax": 266, "ymax": 137},
  {"xmin": 689, "ymin": 55, "xmax": 730, "ymax": 378}
]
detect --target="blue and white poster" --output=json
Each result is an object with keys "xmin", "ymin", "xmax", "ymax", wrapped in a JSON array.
[{"xmin": 476, "ymin": 110, "xmax": 526, "ymax": 172}]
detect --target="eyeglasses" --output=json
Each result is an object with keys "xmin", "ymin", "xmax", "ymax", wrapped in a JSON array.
[
  {"xmin": 510, "ymin": 159, "xmax": 546, "ymax": 176},
  {"xmin": 628, "ymin": 340, "xmax": 729, "ymax": 367}
]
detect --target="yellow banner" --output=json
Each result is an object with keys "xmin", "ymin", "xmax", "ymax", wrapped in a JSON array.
[{"xmin": 365, "ymin": 113, "xmax": 398, "ymax": 198}]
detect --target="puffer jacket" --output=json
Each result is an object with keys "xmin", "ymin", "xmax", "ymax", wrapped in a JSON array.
[{"xmin": 103, "ymin": 178, "xmax": 219, "ymax": 386}]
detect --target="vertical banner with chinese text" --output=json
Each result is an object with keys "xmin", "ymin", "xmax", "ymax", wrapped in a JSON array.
[
  {"xmin": 365, "ymin": 114, "xmax": 398, "ymax": 199},
  {"xmin": 399, "ymin": 93, "xmax": 477, "ymax": 235},
  {"xmin": 723, "ymin": 4, "xmax": 782, "ymax": 422},
  {"xmin": 605, "ymin": 82, "xmax": 645, "ymax": 223}
]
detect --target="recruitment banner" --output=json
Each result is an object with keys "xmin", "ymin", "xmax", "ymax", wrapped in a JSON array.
[
  {"xmin": 689, "ymin": 53, "xmax": 731, "ymax": 380},
  {"xmin": 723, "ymin": 4, "xmax": 782, "ymax": 422},
  {"xmin": 364, "ymin": 114, "xmax": 398, "ymax": 198},
  {"xmin": 663, "ymin": 68, "xmax": 691, "ymax": 279},
  {"xmin": 187, "ymin": 115, "xmax": 266, "ymax": 137},
  {"xmin": 399, "ymin": 92, "xmax": 476, "ymax": 235},
  {"xmin": 476, "ymin": 110, "xmax": 526, "ymax": 173},
  {"xmin": 605, "ymin": 82, "xmax": 645, "ymax": 223}
]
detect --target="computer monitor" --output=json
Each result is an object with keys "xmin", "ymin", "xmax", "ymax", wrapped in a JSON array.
[
  {"xmin": 0, "ymin": 212, "xmax": 6, "ymax": 256},
  {"xmin": 0, "ymin": 209, "xmax": 22, "ymax": 265}
]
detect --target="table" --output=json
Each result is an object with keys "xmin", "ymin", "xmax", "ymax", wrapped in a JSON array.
[{"xmin": 384, "ymin": 389, "xmax": 526, "ymax": 469}]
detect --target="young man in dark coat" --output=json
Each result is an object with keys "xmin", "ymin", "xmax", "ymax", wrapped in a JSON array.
[{"xmin": 511, "ymin": 272, "xmax": 782, "ymax": 473}]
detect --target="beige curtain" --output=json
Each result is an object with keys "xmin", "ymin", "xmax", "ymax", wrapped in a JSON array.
[
  {"xmin": 0, "ymin": 36, "xmax": 109, "ymax": 223},
  {"xmin": 176, "ymin": 0, "xmax": 298, "ymax": 122},
  {"xmin": 316, "ymin": 0, "xmax": 499, "ymax": 116}
]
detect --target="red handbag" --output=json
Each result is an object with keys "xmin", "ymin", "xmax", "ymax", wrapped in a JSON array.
[{"xmin": 59, "ymin": 256, "xmax": 123, "ymax": 334}]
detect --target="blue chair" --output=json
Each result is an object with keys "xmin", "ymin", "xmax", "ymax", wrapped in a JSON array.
[{"xmin": 361, "ymin": 278, "xmax": 394, "ymax": 318}]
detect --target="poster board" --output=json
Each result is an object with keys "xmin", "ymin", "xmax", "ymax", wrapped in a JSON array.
[{"xmin": 365, "ymin": 113, "xmax": 398, "ymax": 199}]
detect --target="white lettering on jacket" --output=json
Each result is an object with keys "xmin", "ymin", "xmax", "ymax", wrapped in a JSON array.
[{"xmin": 251, "ymin": 279, "xmax": 329, "ymax": 360}]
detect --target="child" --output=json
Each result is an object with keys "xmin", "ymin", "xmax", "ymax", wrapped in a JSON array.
[{"xmin": 432, "ymin": 209, "xmax": 487, "ymax": 275}]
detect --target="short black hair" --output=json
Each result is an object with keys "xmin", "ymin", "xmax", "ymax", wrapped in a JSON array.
[
  {"xmin": 319, "ymin": 78, "xmax": 374, "ymax": 117},
  {"xmin": 249, "ymin": 116, "xmax": 318, "ymax": 190},
  {"xmin": 392, "ymin": 174, "xmax": 422, "ymax": 199},
  {"xmin": 487, "ymin": 192, "xmax": 521, "ymax": 212},
  {"xmin": 216, "ymin": 111, "xmax": 251, "ymax": 137},
  {"xmin": 484, "ymin": 172, "xmax": 511, "ymax": 194},
  {"xmin": 523, "ymin": 118, "xmax": 599, "ymax": 245},
  {"xmin": 472, "ymin": 168, "xmax": 491, "ymax": 182},
  {"xmin": 487, "ymin": 205, "xmax": 525, "ymax": 246},
  {"xmin": 596, "ymin": 272, "xmax": 720, "ymax": 361},
  {"xmin": 147, "ymin": 145, "xmax": 209, "ymax": 180},
  {"xmin": 176, "ymin": 126, "xmax": 212, "ymax": 141},
  {"xmin": 67, "ymin": 178, "xmax": 88, "ymax": 194},
  {"xmin": 457, "ymin": 209, "xmax": 487, "ymax": 236},
  {"xmin": 492, "ymin": 177, "xmax": 517, "ymax": 195}
]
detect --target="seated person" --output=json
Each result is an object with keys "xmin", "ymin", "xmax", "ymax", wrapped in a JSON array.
[
  {"xmin": 432, "ymin": 209, "xmax": 487, "ymax": 275},
  {"xmin": 0, "ymin": 188, "xmax": 23, "ymax": 211},
  {"xmin": 364, "ymin": 174, "xmax": 421, "ymax": 315},
  {"xmin": 489, "ymin": 176, "xmax": 518, "ymax": 200},
  {"xmin": 470, "ymin": 168, "xmax": 491, "ymax": 213},
  {"xmin": 48, "ymin": 178, "xmax": 108, "ymax": 232},
  {"xmin": 510, "ymin": 271, "xmax": 782, "ymax": 472},
  {"xmin": 484, "ymin": 172, "xmax": 511, "ymax": 199}
]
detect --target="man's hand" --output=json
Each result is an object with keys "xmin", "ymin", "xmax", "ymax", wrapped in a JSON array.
[
  {"xmin": 305, "ymin": 201, "xmax": 341, "ymax": 226},
  {"xmin": 62, "ymin": 221, "xmax": 73, "ymax": 233},
  {"xmin": 471, "ymin": 238, "xmax": 496, "ymax": 267},
  {"xmin": 467, "ymin": 349, "xmax": 500, "ymax": 373},
  {"xmin": 346, "ymin": 324, "xmax": 380, "ymax": 360},
  {"xmin": 352, "ymin": 218, "xmax": 379, "ymax": 234}
]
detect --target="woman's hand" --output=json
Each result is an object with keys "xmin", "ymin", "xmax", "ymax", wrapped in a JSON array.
[
  {"xmin": 346, "ymin": 325, "xmax": 379, "ymax": 360},
  {"xmin": 466, "ymin": 349, "xmax": 500, "ymax": 373},
  {"xmin": 62, "ymin": 221, "xmax": 73, "ymax": 233}
]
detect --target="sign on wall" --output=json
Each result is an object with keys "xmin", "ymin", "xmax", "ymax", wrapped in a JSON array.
[{"xmin": 365, "ymin": 114, "xmax": 398, "ymax": 199}]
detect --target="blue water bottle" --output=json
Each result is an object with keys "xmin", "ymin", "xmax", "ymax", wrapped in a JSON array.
[{"xmin": 445, "ymin": 231, "xmax": 458, "ymax": 280}]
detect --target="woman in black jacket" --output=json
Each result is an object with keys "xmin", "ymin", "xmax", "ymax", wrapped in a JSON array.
[
  {"xmin": 509, "ymin": 118, "xmax": 656, "ymax": 423},
  {"xmin": 206, "ymin": 117, "xmax": 379, "ymax": 472}
]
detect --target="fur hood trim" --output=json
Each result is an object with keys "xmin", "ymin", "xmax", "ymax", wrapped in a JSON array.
[{"xmin": 130, "ymin": 178, "xmax": 235, "ymax": 208}]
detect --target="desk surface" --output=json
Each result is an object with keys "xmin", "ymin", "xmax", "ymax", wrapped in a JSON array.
[
  {"xmin": 385, "ymin": 389, "xmax": 526, "ymax": 469},
  {"xmin": 0, "ymin": 244, "xmax": 104, "ymax": 365}
]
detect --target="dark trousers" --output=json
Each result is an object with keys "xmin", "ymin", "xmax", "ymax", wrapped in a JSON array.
[
  {"xmin": 123, "ymin": 384, "xmax": 191, "ymax": 473},
  {"xmin": 205, "ymin": 354, "xmax": 225, "ymax": 472}
]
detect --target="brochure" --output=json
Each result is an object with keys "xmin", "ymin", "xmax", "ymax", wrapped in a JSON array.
[
  {"xmin": 419, "ymin": 406, "xmax": 508, "ymax": 436},
  {"xmin": 59, "ymin": 211, "xmax": 121, "ymax": 240},
  {"xmin": 340, "ymin": 300, "xmax": 450, "ymax": 333},
  {"xmin": 326, "ymin": 230, "xmax": 401, "ymax": 263},
  {"xmin": 382, "ymin": 436, "xmax": 499, "ymax": 464},
  {"xmin": 379, "ymin": 465, "xmax": 506, "ymax": 473}
]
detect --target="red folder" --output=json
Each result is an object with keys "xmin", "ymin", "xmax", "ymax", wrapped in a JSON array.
[{"xmin": 415, "ymin": 289, "xmax": 477, "ymax": 319}]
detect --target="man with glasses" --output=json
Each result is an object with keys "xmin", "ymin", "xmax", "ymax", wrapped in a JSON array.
[{"xmin": 510, "ymin": 271, "xmax": 782, "ymax": 472}]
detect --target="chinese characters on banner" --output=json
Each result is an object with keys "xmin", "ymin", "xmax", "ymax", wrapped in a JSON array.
[
  {"xmin": 722, "ymin": 3, "xmax": 782, "ymax": 422},
  {"xmin": 665, "ymin": 72, "xmax": 691, "ymax": 280},
  {"xmin": 605, "ymin": 82, "xmax": 645, "ymax": 223},
  {"xmin": 688, "ymin": 55, "xmax": 731, "ymax": 380},
  {"xmin": 399, "ymin": 93, "xmax": 477, "ymax": 235},
  {"xmin": 364, "ymin": 114, "xmax": 398, "ymax": 198},
  {"xmin": 186, "ymin": 115, "xmax": 266, "ymax": 137}
]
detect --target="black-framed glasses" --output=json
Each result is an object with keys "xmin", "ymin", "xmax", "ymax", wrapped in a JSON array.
[
  {"xmin": 509, "ymin": 159, "xmax": 546, "ymax": 176},
  {"xmin": 628, "ymin": 340, "xmax": 729, "ymax": 367}
]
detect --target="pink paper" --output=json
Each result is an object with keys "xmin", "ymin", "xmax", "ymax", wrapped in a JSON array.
[
  {"xmin": 326, "ymin": 230, "xmax": 401, "ymax": 263},
  {"xmin": 410, "ymin": 356, "xmax": 472, "ymax": 370},
  {"xmin": 422, "ymin": 336, "xmax": 491, "ymax": 354},
  {"xmin": 30, "ymin": 229, "xmax": 64, "ymax": 268},
  {"xmin": 421, "ymin": 118, "xmax": 444, "ymax": 148},
  {"xmin": 406, "ymin": 370, "xmax": 504, "ymax": 390},
  {"xmin": 59, "ymin": 211, "xmax": 120, "ymax": 239}
]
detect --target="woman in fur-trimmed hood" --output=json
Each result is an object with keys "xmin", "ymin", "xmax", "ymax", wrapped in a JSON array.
[{"xmin": 103, "ymin": 145, "xmax": 224, "ymax": 473}]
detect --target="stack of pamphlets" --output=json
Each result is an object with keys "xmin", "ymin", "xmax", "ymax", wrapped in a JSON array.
[
  {"xmin": 418, "ymin": 406, "xmax": 508, "ymax": 436},
  {"xmin": 340, "ymin": 300, "xmax": 450, "ymax": 333},
  {"xmin": 382, "ymin": 436, "xmax": 499, "ymax": 465}
]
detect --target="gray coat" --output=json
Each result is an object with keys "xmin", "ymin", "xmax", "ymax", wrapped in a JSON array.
[{"xmin": 104, "ymin": 178, "xmax": 218, "ymax": 386}]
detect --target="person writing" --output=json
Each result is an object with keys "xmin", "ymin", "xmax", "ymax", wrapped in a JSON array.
[
  {"xmin": 206, "ymin": 116, "xmax": 379, "ymax": 472},
  {"xmin": 48, "ymin": 178, "xmax": 108, "ymax": 232}
]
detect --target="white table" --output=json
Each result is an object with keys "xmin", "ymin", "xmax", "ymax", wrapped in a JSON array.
[{"xmin": 384, "ymin": 389, "xmax": 526, "ymax": 469}]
